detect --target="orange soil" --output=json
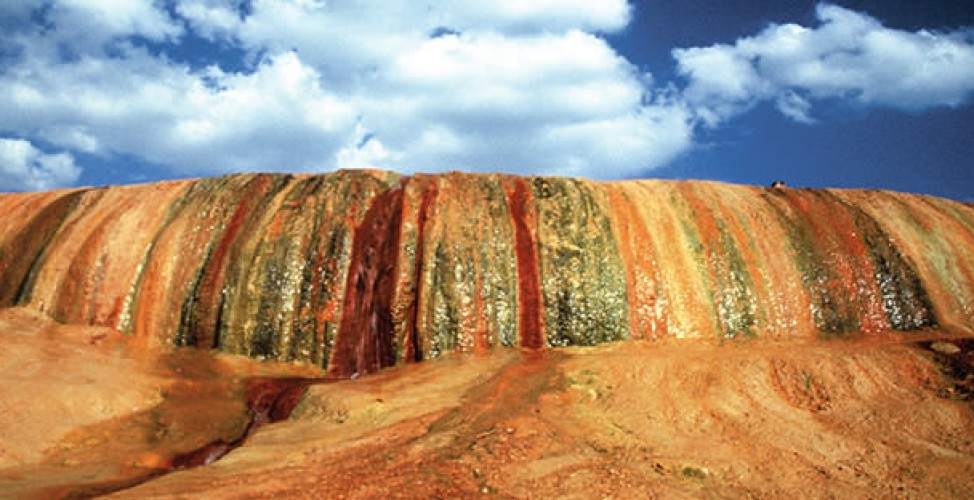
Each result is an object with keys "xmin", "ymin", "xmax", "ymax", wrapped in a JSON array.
[{"xmin": 2, "ymin": 309, "xmax": 973, "ymax": 498}]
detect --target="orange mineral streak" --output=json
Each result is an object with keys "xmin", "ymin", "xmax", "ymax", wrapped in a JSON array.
[
  {"xmin": 627, "ymin": 182, "xmax": 714, "ymax": 338},
  {"xmin": 26, "ymin": 182, "xmax": 189, "ymax": 327},
  {"xmin": 505, "ymin": 178, "xmax": 544, "ymax": 348},
  {"xmin": 604, "ymin": 184, "xmax": 665, "ymax": 340},
  {"xmin": 679, "ymin": 183, "xmax": 743, "ymax": 335},
  {"xmin": 747, "ymin": 190, "xmax": 820, "ymax": 336},
  {"xmin": 128, "ymin": 176, "xmax": 259, "ymax": 340},
  {"xmin": 3, "ymin": 172, "xmax": 974, "ymax": 379},
  {"xmin": 829, "ymin": 193, "xmax": 890, "ymax": 333},
  {"xmin": 725, "ymin": 186, "xmax": 816, "ymax": 336}
]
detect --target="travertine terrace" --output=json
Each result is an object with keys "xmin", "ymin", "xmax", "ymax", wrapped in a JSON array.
[
  {"xmin": 1, "ymin": 171, "xmax": 973, "ymax": 496},
  {"xmin": 2, "ymin": 172, "xmax": 972, "ymax": 372}
]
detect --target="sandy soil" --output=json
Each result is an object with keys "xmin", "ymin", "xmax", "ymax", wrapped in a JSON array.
[
  {"xmin": 0, "ymin": 308, "xmax": 318, "ymax": 498},
  {"xmin": 1, "ymin": 307, "xmax": 973, "ymax": 498},
  {"xmin": 106, "ymin": 336, "xmax": 974, "ymax": 499}
]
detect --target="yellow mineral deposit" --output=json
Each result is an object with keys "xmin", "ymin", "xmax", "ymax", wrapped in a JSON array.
[{"xmin": 1, "ymin": 171, "xmax": 972, "ymax": 496}]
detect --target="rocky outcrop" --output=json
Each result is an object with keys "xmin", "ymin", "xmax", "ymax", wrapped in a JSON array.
[{"xmin": 2, "ymin": 171, "xmax": 973, "ymax": 377}]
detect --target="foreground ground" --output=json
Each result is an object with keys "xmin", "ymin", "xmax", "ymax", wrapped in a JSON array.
[{"xmin": 1, "ymin": 307, "xmax": 973, "ymax": 498}]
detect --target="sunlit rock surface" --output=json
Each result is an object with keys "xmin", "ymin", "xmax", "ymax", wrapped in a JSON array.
[
  {"xmin": 2, "ymin": 172, "xmax": 972, "ymax": 374},
  {"xmin": 2, "ymin": 171, "xmax": 974, "ymax": 496}
]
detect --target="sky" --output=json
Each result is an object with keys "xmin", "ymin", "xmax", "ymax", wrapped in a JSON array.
[{"xmin": 0, "ymin": 1, "xmax": 972, "ymax": 200}]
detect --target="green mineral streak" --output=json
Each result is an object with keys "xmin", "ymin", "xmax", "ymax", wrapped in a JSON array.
[
  {"xmin": 711, "ymin": 219, "xmax": 758, "ymax": 338},
  {"xmin": 251, "ymin": 175, "xmax": 329, "ymax": 363},
  {"xmin": 478, "ymin": 177, "xmax": 518, "ymax": 348},
  {"xmin": 1, "ymin": 190, "xmax": 84, "ymax": 306},
  {"xmin": 925, "ymin": 196, "xmax": 974, "ymax": 236},
  {"xmin": 116, "ymin": 180, "xmax": 202, "ymax": 334},
  {"xmin": 216, "ymin": 175, "xmax": 294, "ymax": 356},
  {"xmin": 285, "ymin": 176, "xmax": 328, "ymax": 363},
  {"xmin": 675, "ymin": 203, "xmax": 721, "ymax": 337},
  {"xmin": 676, "ymin": 188, "xmax": 762, "ymax": 339},
  {"xmin": 532, "ymin": 177, "xmax": 629, "ymax": 347},
  {"xmin": 390, "ymin": 176, "xmax": 436, "ymax": 363},
  {"xmin": 914, "ymin": 197, "xmax": 974, "ymax": 320},
  {"xmin": 427, "ymin": 241, "xmax": 459, "ymax": 356},
  {"xmin": 219, "ymin": 171, "xmax": 392, "ymax": 364},
  {"xmin": 169, "ymin": 175, "xmax": 268, "ymax": 347},
  {"xmin": 763, "ymin": 190, "xmax": 858, "ymax": 336},
  {"xmin": 723, "ymin": 194, "xmax": 775, "ymax": 334},
  {"xmin": 390, "ymin": 195, "xmax": 419, "ymax": 363},
  {"xmin": 409, "ymin": 176, "xmax": 518, "ymax": 358},
  {"xmin": 290, "ymin": 171, "xmax": 378, "ymax": 366},
  {"xmin": 835, "ymin": 193, "xmax": 937, "ymax": 331}
]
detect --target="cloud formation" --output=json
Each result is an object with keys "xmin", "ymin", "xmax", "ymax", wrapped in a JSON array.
[
  {"xmin": 0, "ymin": 138, "xmax": 80, "ymax": 191},
  {"xmin": 1, "ymin": 0, "xmax": 691, "ymax": 189},
  {"xmin": 0, "ymin": 2, "xmax": 972, "ymax": 191},
  {"xmin": 675, "ymin": 3, "xmax": 974, "ymax": 126}
]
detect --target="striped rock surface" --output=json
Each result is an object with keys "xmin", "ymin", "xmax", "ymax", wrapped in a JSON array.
[{"xmin": 2, "ymin": 171, "xmax": 972, "ymax": 377}]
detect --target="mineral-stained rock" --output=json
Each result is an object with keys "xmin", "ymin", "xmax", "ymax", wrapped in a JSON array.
[
  {"xmin": 3, "ymin": 171, "xmax": 974, "ymax": 497},
  {"xmin": 2, "ymin": 171, "xmax": 973, "ymax": 375}
]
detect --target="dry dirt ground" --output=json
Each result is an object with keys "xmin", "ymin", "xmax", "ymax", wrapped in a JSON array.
[{"xmin": 2, "ymin": 307, "xmax": 973, "ymax": 498}]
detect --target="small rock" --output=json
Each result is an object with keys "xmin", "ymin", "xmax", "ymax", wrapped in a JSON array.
[
  {"xmin": 931, "ymin": 341, "xmax": 961, "ymax": 355},
  {"xmin": 134, "ymin": 451, "xmax": 169, "ymax": 469}
]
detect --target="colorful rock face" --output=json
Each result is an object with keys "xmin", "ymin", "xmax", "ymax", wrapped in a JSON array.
[{"xmin": 2, "ymin": 172, "xmax": 972, "ymax": 377}]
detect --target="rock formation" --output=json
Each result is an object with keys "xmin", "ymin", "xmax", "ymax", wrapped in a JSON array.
[{"xmin": 2, "ymin": 171, "xmax": 973, "ymax": 378}]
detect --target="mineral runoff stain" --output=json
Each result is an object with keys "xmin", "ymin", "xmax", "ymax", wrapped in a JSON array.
[{"xmin": 0, "ymin": 308, "xmax": 325, "ymax": 498}]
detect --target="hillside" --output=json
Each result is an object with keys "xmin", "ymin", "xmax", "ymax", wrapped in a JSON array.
[{"xmin": 1, "ymin": 172, "xmax": 972, "ymax": 496}]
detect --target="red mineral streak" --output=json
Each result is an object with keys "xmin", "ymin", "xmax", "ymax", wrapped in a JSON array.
[
  {"xmin": 403, "ymin": 178, "xmax": 438, "ymax": 362},
  {"xmin": 169, "ymin": 377, "xmax": 313, "ymax": 470},
  {"xmin": 328, "ymin": 187, "xmax": 405, "ymax": 378},
  {"xmin": 1, "ymin": 172, "xmax": 969, "ymax": 376},
  {"xmin": 505, "ymin": 178, "xmax": 544, "ymax": 349},
  {"xmin": 53, "ymin": 375, "xmax": 318, "ymax": 499}
]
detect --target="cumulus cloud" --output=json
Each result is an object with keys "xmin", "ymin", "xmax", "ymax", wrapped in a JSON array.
[
  {"xmin": 0, "ymin": 0, "xmax": 682, "ymax": 189},
  {"xmin": 0, "ymin": 1, "xmax": 971, "ymax": 191},
  {"xmin": 358, "ymin": 30, "xmax": 691, "ymax": 176},
  {"xmin": 0, "ymin": 138, "xmax": 81, "ymax": 192},
  {"xmin": 675, "ymin": 3, "xmax": 974, "ymax": 126}
]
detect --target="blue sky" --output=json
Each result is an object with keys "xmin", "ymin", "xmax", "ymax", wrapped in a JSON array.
[{"xmin": 0, "ymin": 1, "xmax": 972, "ymax": 200}]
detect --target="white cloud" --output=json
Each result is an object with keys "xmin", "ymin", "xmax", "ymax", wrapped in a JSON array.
[
  {"xmin": 176, "ymin": 0, "xmax": 245, "ymax": 40},
  {"xmin": 675, "ymin": 3, "xmax": 974, "ymax": 125},
  {"xmin": 674, "ymin": 44, "xmax": 772, "ymax": 127},
  {"xmin": 0, "ymin": 48, "xmax": 359, "ymax": 175},
  {"xmin": 436, "ymin": 0, "xmax": 631, "ymax": 34},
  {"xmin": 346, "ymin": 29, "xmax": 689, "ymax": 177},
  {"xmin": 1, "ymin": 1, "xmax": 970, "ymax": 191},
  {"xmin": 0, "ymin": 138, "xmax": 81, "ymax": 192},
  {"xmin": 55, "ymin": 0, "xmax": 183, "ymax": 41},
  {"xmin": 0, "ymin": 0, "xmax": 686, "ymax": 189},
  {"xmin": 776, "ymin": 91, "xmax": 816, "ymax": 124}
]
